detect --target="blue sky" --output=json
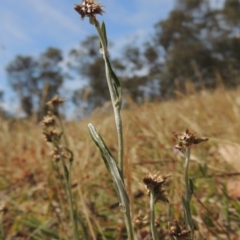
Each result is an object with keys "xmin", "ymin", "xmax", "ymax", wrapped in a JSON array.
[{"xmin": 0, "ymin": 0, "xmax": 175, "ymax": 114}]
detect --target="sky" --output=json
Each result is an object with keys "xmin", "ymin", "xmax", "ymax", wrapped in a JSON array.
[{"xmin": 0, "ymin": 0, "xmax": 176, "ymax": 115}]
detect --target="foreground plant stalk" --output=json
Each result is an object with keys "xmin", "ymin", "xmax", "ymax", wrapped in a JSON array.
[
  {"xmin": 172, "ymin": 129, "xmax": 208, "ymax": 239},
  {"xmin": 58, "ymin": 147, "xmax": 80, "ymax": 240},
  {"xmin": 42, "ymin": 96, "xmax": 89, "ymax": 240},
  {"xmin": 143, "ymin": 172, "xmax": 170, "ymax": 239},
  {"xmin": 92, "ymin": 16, "xmax": 124, "ymax": 179},
  {"xmin": 149, "ymin": 188, "xmax": 158, "ymax": 240},
  {"xmin": 88, "ymin": 124, "xmax": 134, "ymax": 240},
  {"xmin": 183, "ymin": 147, "xmax": 194, "ymax": 238},
  {"xmin": 74, "ymin": 1, "xmax": 133, "ymax": 238}
]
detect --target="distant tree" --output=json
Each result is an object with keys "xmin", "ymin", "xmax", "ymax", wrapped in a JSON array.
[
  {"xmin": 68, "ymin": 35, "xmax": 161, "ymax": 111},
  {"xmin": 6, "ymin": 47, "xmax": 64, "ymax": 120},
  {"xmin": 68, "ymin": 35, "xmax": 109, "ymax": 111},
  {"xmin": 151, "ymin": 0, "xmax": 240, "ymax": 96}
]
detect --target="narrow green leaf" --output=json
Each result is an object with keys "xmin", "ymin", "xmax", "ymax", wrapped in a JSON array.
[
  {"xmin": 182, "ymin": 196, "xmax": 194, "ymax": 232},
  {"xmin": 88, "ymin": 123, "xmax": 112, "ymax": 172},
  {"xmin": 105, "ymin": 57, "xmax": 122, "ymax": 107},
  {"xmin": 88, "ymin": 123, "xmax": 128, "ymax": 204},
  {"xmin": 65, "ymin": 147, "xmax": 74, "ymax": 164},
  {"xmin": 189, "ymin": 179, "xmax": 194, "ymax": 195},
  {"xmin": 101, "ymin": 21, "xmax": 108, "ymax": 47},
  {"xmin": 232, "ymin": 200, "xmax": 240, "ymax": 214},
  {"xmin": 23, "ymin": 218, "xmax": 67, "ymax": 240},
  {"xmin": 198, "ymin": 163, "xmax": 207, "ymax": 177},
  {"xmin": 63, "ymin": 165, "xmax": 69, "ymax": 182},
  {"xmin": 203, "ymin": 214, "xmax": 215, "ymax": 228}
]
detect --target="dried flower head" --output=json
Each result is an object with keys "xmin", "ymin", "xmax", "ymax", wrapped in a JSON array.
[
  {"xmin": 168, "ymin": 220, "xmax": 191, "ymax": 240},
  {"xmin": 172, "ymin": 129, "xmax": 208, "ymax": 152},
  {"xmin": 46, "ymin": 95, "xmax": 65, "ymax": 111},
  {"xmin": 143, "ymin": 172, "xmax": 170, "ymax": 203},
  {"xmin": 49, "ymin": 147, "xmax": 68, "ymax": 162},
  {"xmin": 134, "ymin": 210, "xmax": 149, "ymax": 228},
  {"xmin": 42, "ymin": 115, "xmax": 55, "ymax": 127},
  {"xmin": 74, "ymin": 0, "xmax": 104, "ymax": 20},
  {"xmin": 43, "ymin": 129, "xmax": 61, "ymax": 143}
]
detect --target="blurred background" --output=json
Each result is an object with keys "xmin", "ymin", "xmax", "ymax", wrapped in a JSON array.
[{"xmin": 0, "ymin": 0, "xmax": 239, "ymax": 120}]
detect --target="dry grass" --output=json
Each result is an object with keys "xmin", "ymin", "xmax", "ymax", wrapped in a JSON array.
[{"xmin": 1, "ymin": 86, "xmax": 240, "ymax": 239}]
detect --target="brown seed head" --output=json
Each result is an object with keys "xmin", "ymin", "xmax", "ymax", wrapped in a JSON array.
[
  {"xmin": 43, "ymin": 129, "xmax": 61, "ymax": 143},
  {"xmin": 143, "ymin": 172, "xmax": 170, "ymax": 203},
  {"xmin": 168, "ymin": 220, "xmax": 191, "ymax": 239},
  {"xmin": 42, "ymin": 115, "xmax": 55, "ymax": 127},
  {"xmin": 134, "ymin": 210, "xmax": 149, "ymax": 228},
  {"xmin": 172, "ymin": 129, "xmax": 208, "ymax": 152},
  {"xmin": 46, "ymin": 95, "xmax": 65, "ymax": 111},
  {"xmin": 74, "ymin": 0, "xmax": 104, "ymax": 20}
]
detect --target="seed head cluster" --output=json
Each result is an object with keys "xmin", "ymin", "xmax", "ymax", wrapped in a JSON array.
[
  {"xmin": 143, "ymin": 172, "xmax": 170, "ymax": 203},
  {"xmin": 134, "ymin": 210, "xmax": 149, "ymax": 228},
  {"xmin": 46, "ymin": 95, "xmax": 65, "ymax": 115},
  {"xmin": 168, "ymin": 220, "xmax": 191, "ymax": 239},
  {"xmin": 74, "ymin": 0, "xmax": 104, "ymax": 20},
  {"xmin": 172, "ymin": 129, "xmax": 208, "ymax": 152},
  {"xmin": 42, "ymin": 95, "xmax": 66, "ymax": 162}
]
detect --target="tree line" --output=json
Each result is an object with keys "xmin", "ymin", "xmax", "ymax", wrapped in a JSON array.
[{"xmin": 5, "ymin": 0, "xmax": 240, "ymax": 119}]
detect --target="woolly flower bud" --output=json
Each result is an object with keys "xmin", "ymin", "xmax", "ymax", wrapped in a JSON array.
[
  {"xmin": 74, "ymin": 0, "xmax": 104, "ymax": 20},
  {"xmin": 42, "ymin": 115, "xmax": 55, "ymax": 127},
  {"xmin": 172, "ymin": 129, "xmax": 208, "ymax": 152},
  {"xmin": 46, "ymin": 95, "xmax": 65, "ymax": 111},
  {"xmin": 168, "ymin": 220, "xmax": 191, "ymax": 239},
  {"xmin": 143, "ymin": 172, "xmax": 170, "ymax": 203},
  {"xmin": 43, "ymin": 129, "xmax": 61, "ymax": 143}
]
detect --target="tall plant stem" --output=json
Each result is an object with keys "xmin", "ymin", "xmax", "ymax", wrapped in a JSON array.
[
  {"xmin": 184, "ymin": 148, "xmax": 191, "ymax": 202},
  {"xmin": 150, "ymin": 188, "xmax": 158, "ymax": 240},
  {"xmin": 184, "ymin": 148, "xmax": 194, "ymax": 239},
  {"xmin": 91, "ymin": 17, "xmax": 124, "ymax": 179},
  {"xmin": 59, "ymin": 150, "xmax": 80, "ymax": 240}
]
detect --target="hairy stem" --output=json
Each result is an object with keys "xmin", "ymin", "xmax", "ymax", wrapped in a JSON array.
[
  {"xmin": 92, "ymin": 17, "xmax": 124, "ymax": 179},
  {"xmin": 150, "ymin": 188, "xmax": 158, "ymax": 240},
  {"xmin": 59, "ymin": 148, "xmax": 80, "ymax": 240},
  {"xmin": 184, "ymin": 148, "xmax": 194, "ymax": 239}
]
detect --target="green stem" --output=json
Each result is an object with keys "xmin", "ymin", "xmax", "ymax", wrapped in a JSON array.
[
  {"xmin": 184, "ymin": 148, "xmax": 191, "ymax": 202},
  {"xmin": 122, "ymin": 204, "xmax": 134, "ymax": 240},
  {"xmin": 58, "ymin": 115, "xmax": 69, "ymax": 148},
  {"xmin": 59, "ymin": 148, "xmax": 80, "ymax": 240},
  {"xmin": 150, "ymin": 188, "xmax": 158, "ymax": 240},
  {"xmin": 184, "ymin": 148, "xmax": 194, "ymax": 239},
  {"xmin": 92, "ymin": 17, "xmax": 124, "ymax": 179}
]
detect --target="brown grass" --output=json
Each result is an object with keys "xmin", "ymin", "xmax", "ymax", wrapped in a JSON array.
[{"xmin": 1, "ymin": 86, "xmax": 240, "ymax": 239}]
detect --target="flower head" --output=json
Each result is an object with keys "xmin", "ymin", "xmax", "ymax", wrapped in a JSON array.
[
  {"xmin": 42, "ymin": 115, "xmax": 55, "ymax": 127},
  {"xmin": 74, "ymin": 0, "xmax": 104, "ymax": 20},
  {"xmin": 168, "ymin": 220, "xmax": 191, "ymax": 239},
  {"xmin": 143, "ymin": 172, "xmax": 170, "ymax": 203},
  {"xmin": 172, "ymin": 129, "xmax": 208, "ymax": 152},
  {"xmin": 46, "ymin": 95, "xmax": 65, "ymax": 111}
]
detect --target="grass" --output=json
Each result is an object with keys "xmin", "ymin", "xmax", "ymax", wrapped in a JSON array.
[{"xmin": 0, "ymin": 86, "xmax": 240, "ymax": 239}]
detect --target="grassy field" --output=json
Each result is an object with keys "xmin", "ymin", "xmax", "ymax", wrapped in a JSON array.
[{"xmin": 1, "ymin": 86, "xmax": 240, "ymax": 239}]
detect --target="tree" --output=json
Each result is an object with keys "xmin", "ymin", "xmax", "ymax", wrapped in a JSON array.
[
  {"xmin": 151, "ymin": 0, "xmax": 240, "ymax": 97},
  {"xmin": 6, "ymin": 47, "xmax": 64, "ymax": 120},
  {"xmin": 68, "ymin": 35, "xmax": 109, "ymax": 111}
]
